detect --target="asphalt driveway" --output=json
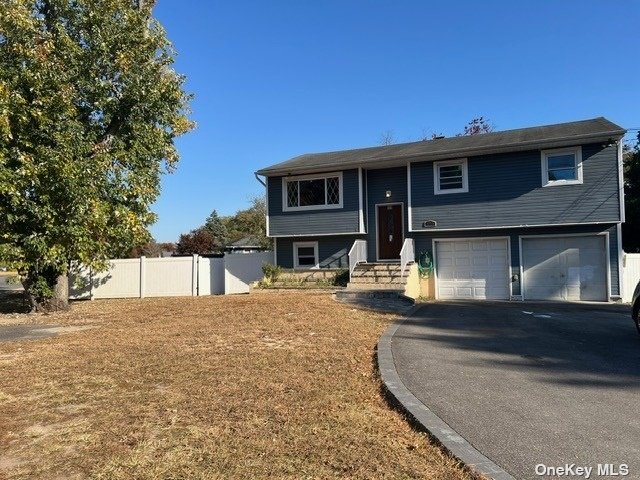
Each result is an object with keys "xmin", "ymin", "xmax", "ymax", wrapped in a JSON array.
[
  {"xmin": 0, "ymin": 324, "xmax": 60, "ymax": 342},
  {"xmin": 392, "ymin": 301, "xmax": 640, "ymax": 480}
]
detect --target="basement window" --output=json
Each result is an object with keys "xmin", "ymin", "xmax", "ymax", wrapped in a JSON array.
[{"xmin": 293, "ymin": 242, "xmax": 319, "ymax": 269}]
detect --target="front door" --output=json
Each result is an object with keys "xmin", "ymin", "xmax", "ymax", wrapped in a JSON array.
[{"xmin": 377, "ymin": 204, "xmax": 403, "ymax": 260}]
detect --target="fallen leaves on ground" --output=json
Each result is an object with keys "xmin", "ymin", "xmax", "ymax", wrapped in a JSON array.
[{"xmin": 0, "ymin": 292, "xmax": 471, "ymax": 479}]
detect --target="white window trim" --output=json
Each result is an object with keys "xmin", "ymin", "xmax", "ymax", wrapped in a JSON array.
[
  {"xmin": 433, "ymin": 158, "xmax": 469, "ymax": 195},
  {"xmin": 293, "ymin": 241, "xmax": 319, "ymax": 269},
  {"xmin": 282, "ymin": 172, "xmax": 343, "ymax": 212},
  {"xmin": 541, "ymin": 146, "xmax": 583, "ymax": 187}
]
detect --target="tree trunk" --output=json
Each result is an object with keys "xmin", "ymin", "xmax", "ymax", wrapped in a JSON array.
[
  {"xmin": 49, "ymin": 274, "xmax": 69, "ymax": 311},
  {"xmin": 23, "ymin": 272, "xmax": 70, "ymax": 312}
]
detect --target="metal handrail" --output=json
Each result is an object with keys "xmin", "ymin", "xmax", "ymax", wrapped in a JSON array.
[
  {"xmin": 348, "ymin": 240, "xmax": 368, "ymax": 281},
  {"xmin": 400, "ymin": 238, "xmax": 415, "ymax": 277}
]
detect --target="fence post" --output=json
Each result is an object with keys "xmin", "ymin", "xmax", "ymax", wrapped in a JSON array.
[
  {"xmin": 140, "ymin": 256, "xmax": 146, "ymax": 298},
  {"xmin": 192, "ymin": 254, "xmax": 199, "ymax": 296}
]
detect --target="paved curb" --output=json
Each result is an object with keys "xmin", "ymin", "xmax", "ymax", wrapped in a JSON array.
[{"xmin": 377, "ymin": 305, "xmax": 515, "ymax": 480}]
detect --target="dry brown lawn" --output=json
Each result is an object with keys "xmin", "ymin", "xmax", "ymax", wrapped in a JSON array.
[{"xmin": 0, "ymin": 292, "xmax": 472, "ymax": 479}]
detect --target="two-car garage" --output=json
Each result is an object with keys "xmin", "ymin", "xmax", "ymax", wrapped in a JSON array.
[{"xmin": 434, "ymin": 234, "xmax": 610, "ymax": 302}]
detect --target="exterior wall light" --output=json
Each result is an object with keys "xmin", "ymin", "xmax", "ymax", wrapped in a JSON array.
[{"xmin": 385, "ymin": 190, "xmax": 392, "ymax": 198}]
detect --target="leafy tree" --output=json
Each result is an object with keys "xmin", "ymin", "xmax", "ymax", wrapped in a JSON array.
[
  {"xmin": 177, "ymin": 198, "xmax": 270, "ymax": 253},
  {"xmin": 157, "ymin": 242, "xmax": 176, "ymax": 255},
  {"xmin": 127, "ymin": 238, "xmax": 175, "ymax": 258},
  {"xmin": 203, "ymin": 209, "xmax": 228, "ymax": 246},
  {"xmin": 0, "ymin": 0, "xmax": 193, "ymax": 310},
  {"xmin": 623, "ymin": 133, "xmax": 640, "ymax": 252},
  {"xmin": 175, "ymin": 228, "xmax": 217, "ymax": 256},
  {"xmin": 224, "ymin": 197, "xmax": 271, "ymax": 248}
]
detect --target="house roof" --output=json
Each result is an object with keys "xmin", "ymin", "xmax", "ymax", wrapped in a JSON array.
[
  {"xmin": 256, "ymin": 117, "xmax": 625, "ymax": 176},
  {"xmin": 226, "ymin": 236, "xmax": 262, "ymax": 249}
]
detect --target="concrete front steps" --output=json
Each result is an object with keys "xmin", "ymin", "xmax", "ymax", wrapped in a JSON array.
[
  {"xmin": 349, "ymin": 263, "xmax": 407, "ymax": 288},
  {"xmin": 334, "ymin": 262, "xmax": 419, "ymax": 303}
]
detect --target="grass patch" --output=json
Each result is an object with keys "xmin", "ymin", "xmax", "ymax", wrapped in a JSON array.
[{"xmin": 0, "ymin": 292, "xmax": 471, "ymax": 479}]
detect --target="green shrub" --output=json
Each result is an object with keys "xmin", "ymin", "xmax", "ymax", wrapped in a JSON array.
[
  {"xmin": 332, "ymin": 269, "xmax": 349, "ymax": 287},
  {"xmin": 261, "ymin": 263, "xmax": 282, "ymax": 285}
]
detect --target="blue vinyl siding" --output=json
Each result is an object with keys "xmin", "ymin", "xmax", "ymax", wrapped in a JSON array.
[
  {"xmin": 411, "ymin": 224, "xmax": 620, "ymax": 297},
  {"xmin": 365, "ymin": 166, "xmax": 408, "ymax": 262},
  {"xmin": 265, "ymin": 141, "xmax": 622, "ymax": 298},
  {"xmin": 609, "ymin": 224, "xmax": 620, "ymax": 296},
  {"xmin": 362, "ymin": 168, "xmax": 368, "ymax": 233},
  {"xmin": 268, "ymin": 169, "xmax": 361, "ymax": 236},
  {"xmin": 410, "ymin": 143, "xmax": 621, "ymax": 231},
  {"xmin": 275, "ymin": 235, "xmax": 363, "ymax": 269},
  {"xmin": 274, "ymin": 224, "xmax": 620, "ymax": 297}
]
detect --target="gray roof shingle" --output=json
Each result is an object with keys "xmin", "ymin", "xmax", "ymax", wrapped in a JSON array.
[{"xmin": 256, "ymin": 117, "xmax": 625, "ymax": 176}]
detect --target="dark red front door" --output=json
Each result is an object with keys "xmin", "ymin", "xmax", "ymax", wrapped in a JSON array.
[{"xmin": 377, "ymin": 204, "xmax": 403, "ymax": 260}]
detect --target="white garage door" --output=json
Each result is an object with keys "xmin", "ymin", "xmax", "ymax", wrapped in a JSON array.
[
  {"xmin": 521, "ymin": 236, "xmax": 608, "ymax": 301},
  {"xmin": 436, "ymin": 238, "xmax": 510, "ymax": 300}
]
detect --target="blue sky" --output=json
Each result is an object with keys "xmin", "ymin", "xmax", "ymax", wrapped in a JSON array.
[{"xmin": 151, "ymin": 0, "xmax": 640, "ymax": 242}]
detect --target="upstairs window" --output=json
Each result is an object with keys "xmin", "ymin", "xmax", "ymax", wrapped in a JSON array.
[
  {"xmin": 283, "ymin": 172, "xmax": 343, "ymax": 211},
  {"xmin": 434, "ymin": 159, "xmax": 469, "ymax": 195},
  {"xmin": 541, "ymin": 147, "xmax": 583, "ymax": 186}
]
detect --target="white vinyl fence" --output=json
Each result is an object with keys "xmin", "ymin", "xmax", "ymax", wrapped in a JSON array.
[
  {"xmin": 198, "ymin": 257, "xmax": 225, "ymax": 296},
  {"xmin": 224, "ymin": 251, "xmax": 273, "ymax": 294},
  {"xmin": 622, "ymin": 253, "xmax": 640, "ymax": 303},
  {"xmin": 70, "ymin": 251, "xmax": 273, "ymax": 300}
]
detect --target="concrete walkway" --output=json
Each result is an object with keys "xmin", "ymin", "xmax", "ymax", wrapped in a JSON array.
[{"xmin": 388, "ymin": 301, "xmax": 640, "ymax": 480}]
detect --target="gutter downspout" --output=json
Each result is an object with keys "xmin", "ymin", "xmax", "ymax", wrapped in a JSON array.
[
  {"xmin": 254, "ymin": 172, "xmax": 266, "ymax": 187},
  {"xmin": 254, "ymin": 172, "xmax": 271, "ymax": 240}
]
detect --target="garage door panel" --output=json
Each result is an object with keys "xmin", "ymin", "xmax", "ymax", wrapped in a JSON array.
[
  {"xmin": 526, "ymin": 263, "xmax": 562, "ymax": 280},
  {"xmin": 439, "ymin": 270, "xmax": 454, "ymax": 280},
  {"xmin": 474, "ymin": 287, "xmax": 486, "ymax": 297},
  {"xmin": 439, "ymin": 257, "xmax": 453, "ymax": 267},
  {"xmin": 471, "ymin": 241, "xmax": 488, "ymax": 251},
  {"xmin": 456, "ymin": 269, "xmax": 472, "ymax": 279},
  {"xmin": 439, "ymin": 243, "xmax": 454, "ymax": 252},
  {"xmin": 455, "ymin": 243, "xmax": 470, "ymax": 252},
  {"xmin": 490, "ymin": 255, "xmax": 507, "ymax": 266},
  {"xmin": 525, "ymin": 285, "xmax": 564, "ymax": 301},
  {"xmin": 489, "ymin": 270, "xmax": 506, "ymax": 281},
  {"xmin": 566, "ymin": 285, "xmax": 581, "ymax": 299},
  {"xmin": 439, "ymin": 286, "xmax": 455, "ymax": 297},
  {"xmin": 522, "ymin": 236, "xmax": 607, "ymax": 301},
  {"xmin": 436, "ymin": 239, "xmax": 509, "ymax": 300},
  {"xmin": 456, "ymin": 287, "xmax": 473, "ymax": 298},
  {"xmin": 473, "ymin": 257, "xmax": 489, "ymax": 267}
]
